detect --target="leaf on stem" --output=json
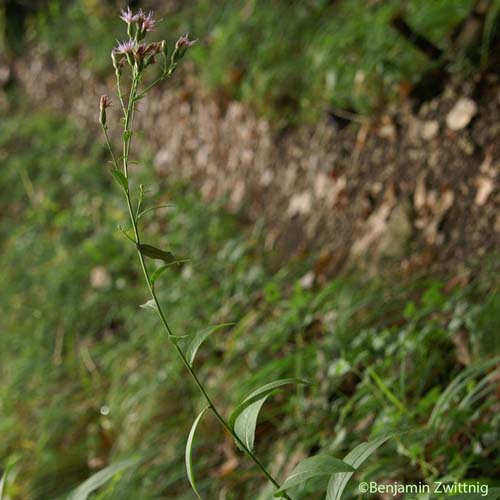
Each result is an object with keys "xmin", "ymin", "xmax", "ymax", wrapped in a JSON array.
[
  {"xmin": 138, "ymin": 243, "xmax": 176, "ymax": 263},
  {"xmin": 185, "ymin": 407, "xmax": 210, "ymax": 500},
  {"xmin": 233, "ymin": 393, "xmax": 271, "ymax": 452},
  {"xmin": 149, "ymin": 260, "xmax": 189, "ymax": 286},
  {"xmin": 110, "ymin": 170, "xmax": 129, "ymax": 193},
  {"xmin": 229, "ymin": 378, "xmax": 308, "ymax": 452},
  {"xmin": 140, "ymin": 299, "xmax": 157, "ymax": 311},
  {"xmin": 326, "ymin": 434, "xmax": 393, "ymax": 500},
  {"xmin": 185, "ymin": 324, "xmax": 233, "ymax": 367},
  {"xmin": 137, "ymin": 204, "xmax": 175, "ymax": 221},
  {"xmin": 274, "ymin": 455, "xmax": 354, "ymax": 496},
  {"xmin": 67, "ymin": 459, "xmax": 136, "ymax": 500}
]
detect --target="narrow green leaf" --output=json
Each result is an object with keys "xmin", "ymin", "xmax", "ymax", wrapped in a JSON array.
[
  {"xmin": 430, "ymin": 356, "xmax": 500, "ymax": 426},
  {"xmin": 0, "ymin": 463, "xmax": 12, "ymax": 500},
  {"xmin": 233, "ymin": 393, "xmax": 271, "ymax": 452},
  {"xmin": 274, "ymin": 455, "xmax": 354, "ymax": 495},
  {"xmin": 110, "ymin": 170, "xmax": 128, "ymax": 192},
  {"xmin": 229, "ymin": 378, "xmax": 308, "ymax": 429},
  {"xmin": 185, "ymin": 324, "xmax": 233, "ymax": 367},
  {"xmin": 137, "ymin": 204, "xmax": 175, "ymax": 221},
  {"xmin": 137, "ymin": 243, "xmax": 176, "ymax": 263},
  {"xmin": 150, "ymin": 260, "xmax": 190, "ymax": 286},
  {"xmin": 140, "ymin": 299, "xmax": 157, "ymax": 311},
  {"xmin": 445, "ymin": 487, "xmax": 500, "ymax": 500},
  {"xmin": 67, "ymin": 459, "xmax": 136, "ymax": 500},
  {"xmin": 185, "ymin": 407, "xmax": 209, "ymax": 500},
  {"xmin": 326, "ymin": 434, "xmax": 392, "ymax": 500}
]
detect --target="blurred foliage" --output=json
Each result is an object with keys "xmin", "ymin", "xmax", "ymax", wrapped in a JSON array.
[
  {"xmin": 1, "ymin": 102, "xmax": 499, "ymax": 498},
  {"xmin": 13, "ymin": 0, "xmax": 499, "ymax": 124}
]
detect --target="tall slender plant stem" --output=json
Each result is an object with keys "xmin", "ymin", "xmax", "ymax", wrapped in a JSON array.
[{"xmin": 101, "ymin": 65, "xmax": 290, "ymax": 499}]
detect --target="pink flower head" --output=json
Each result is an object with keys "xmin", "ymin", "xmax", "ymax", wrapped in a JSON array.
[
  {"xmin": 120, "ymin": 6, "xmax": 139, "ymax": 24},
  {"xmin": 138, "ymin": 10, "xmax": 156, "ymax": 32},
  {"xmin": 115, "ymin": 39, "xmax": 137, "ymax": 55},
  {"xmin": 175, "ymin": 33, "xmax": 197, "ymax": 51}
]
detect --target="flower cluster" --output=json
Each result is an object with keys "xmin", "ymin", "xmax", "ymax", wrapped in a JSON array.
[
  {"xmin": 120, "ymin": 7, "xmax": 156, "ymax": 34},
  {"xmin": 113, "ymin": 7, "xmax": 195, "ymax": 72},
  {"xmin": 113, "ymin": 38, "xmax": 164, "ymax": 68}
]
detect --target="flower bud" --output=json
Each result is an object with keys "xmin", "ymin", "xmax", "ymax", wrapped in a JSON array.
[{"xmin": 99, "ymin": 95, "xmax": 111, "ymax": 127}]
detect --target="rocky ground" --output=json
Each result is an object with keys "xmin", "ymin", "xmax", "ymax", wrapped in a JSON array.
[{"xmin": 8, "ymin": 52, "xmax": 500, "ymax": 278}]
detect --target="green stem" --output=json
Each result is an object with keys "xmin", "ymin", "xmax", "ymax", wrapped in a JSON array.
[{"xmin": 107, "ymin": 66, "xmax": 289, "ymax": 498}]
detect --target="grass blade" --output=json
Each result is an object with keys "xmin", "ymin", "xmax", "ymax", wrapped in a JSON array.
[{"xmin": 67, "ymin": 459, "xmax": 136, "ymax": 500}]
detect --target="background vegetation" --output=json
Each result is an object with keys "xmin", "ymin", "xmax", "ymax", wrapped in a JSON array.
[{"xmin": 1, "ymin": 1, "xmax": 499, "ymax": 498}]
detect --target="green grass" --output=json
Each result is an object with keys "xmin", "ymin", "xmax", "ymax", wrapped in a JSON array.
[
  {"xmin": 1, "ymin": 100, "xmax": 499, "ymax": 499},
  {"xmin": 22, "ymin": 0, "xmax": 500, "ymax": 125}
]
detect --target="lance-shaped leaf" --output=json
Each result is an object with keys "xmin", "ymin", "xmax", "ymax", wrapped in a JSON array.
[
  {"xmin": 137, "ymin": 243, "xmax": 176, "ymax": 263},
  {"xmin": 110, "ymin": 170, "xmax": 128, "ymax": 193},
  {"xmin": 274, "ymin": 455, "xmax": 354, "ymax": 496},
  {"xmin": 150, "ymin": 259, "xmax": 190, "ymax": 286},
  {"xmin": 185, "ymin": 324, "xmax": 233, "ymax": 367},
  {"xmin": 67, "ymin": 459, "xmax": 136, "ymax": 500},
  {"xmin": 234, "ymin": 392, "xmax": 272, "ymax": 452},
  {"xmin": 326, "ymin": 434, "xmax": 392, "ymax": 500},
  {"xmin": 185, "ymin": 407, "xmax": 210, "ymax": 499},
  {"xmin": 229, "ymin": 378, "xmax": 308, "ymax": 452}
]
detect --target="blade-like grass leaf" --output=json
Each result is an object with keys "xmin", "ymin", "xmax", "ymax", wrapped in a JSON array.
[
  {"xmin": 0, "ymin": 463, "xmax": 12, "ymax": 500},
  {"xmin": 185, "ymin": 324, "xmax": 233, "ymax": 367},
  {"xmin": 326, "ymin": 434, "xmax": 392, "ymax": 500},
  {"xmin": 185, "ymin": 407, "xmax": 209, "ymax": 499},
  {"xmin": 67, "ymin": 459, "xmax": 136, "ymax": 500},
  {"xmin": 445, "ymin": 487, "xmax": 500, "ymax": 500},
  {"xmin": 430, "ymin": 356, "xmax": 500, "ymax": 426},
  {"xmin": 274, "ymin": 455, "xmax": 354, "ymax": 496}
]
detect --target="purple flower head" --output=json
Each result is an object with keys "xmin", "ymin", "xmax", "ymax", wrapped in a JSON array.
[
  {"xmin": 115, "ymin": 39, "xmax": 137, "ymax": 55},
  {"xmin": 120, "ymin": 6, "xmax": 139, "ymax": 24},
  {"xmin": 175, "ymin": 33, "xmax": 197, "ymax": 51},
  {"xmin": 138, "ymin": 10, "xmax": 156, "ymax": 32}
]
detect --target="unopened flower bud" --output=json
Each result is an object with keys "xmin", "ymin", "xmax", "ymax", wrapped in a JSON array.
[
  {"xmin": 172, "ymin": 33, "xmax": 197, "ymax": 66},
  {"xmin": 99, "ymin": 95, "xmax": 111, "ymax": 127}
]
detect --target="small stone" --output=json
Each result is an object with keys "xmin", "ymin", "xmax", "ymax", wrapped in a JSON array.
[
  {"xmin": 90, "ymin": 266, "xmax": 111, "ymax": 289},
  {"xmin": 421, "ymin": 120, "xmax": 439, "ymax": 140},
  {"xmin": 299, "ymin": 271, "xmax": 315, "ymax": 290},
  {"xmin": 288, "ymin": 191, "xmax": 312, "ymax": 216},
  {"xmin": 446, "ymin": 97, "xmax": 477, "ymax": 131},
  {"xmin": 475, "ymin": 176, "xmax": 494, "ymax": 206}
]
